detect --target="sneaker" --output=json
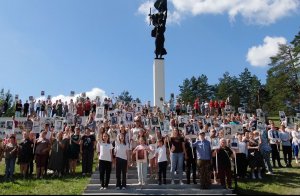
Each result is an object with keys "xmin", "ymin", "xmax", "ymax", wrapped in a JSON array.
[
  {"xmin": 266, "ymin": 171, "xmax": 274, "ymax": 175},
  {"xmin": 116, "ymin": 187, "xmax": 121, "ymax": 190},
  {"xmin": 296, "ymin": 160, "xmax": 299, "ymax": 164},
  {"xmin": 171, "ymin": 180, "xmax": 175, "ymax": 185},
  {"xmin": 103, "ymin": 187, "xmax": 107, "ymax": 190},
  {"xmin": 100, "ymin": 187, "xmax": 104, "ymax": 190},
  {"xmin": 138, "ymin": 182, "xmax": 142, "ymax": 185},
  {"xmin": 180, "ymin": 181, "xmax": 184, "ymax": 185},
  {"xmin": 122, "ymin": 187, "xmax": 126, "ymax": 190}
]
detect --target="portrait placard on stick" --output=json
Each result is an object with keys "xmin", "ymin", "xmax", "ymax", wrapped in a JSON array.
[
  {"xmin": 238, "ymin": 107, "xmax": 246, "ymax": 114},
  {"xmin": 230, "ymin": 137, "xmax": 238, "ymax": 149},
  {"xmin": 184, "ymin": 124, "xmax": 197, "ymax": 139},
  {"xmin": 32, "ymin": 121, "xmax": 41, "ymax": 134},
  {"xmin": 0, "ymin": 128, "xmax": 5, "ymax": 139},
  {"xmin": 0, "ymin": 121, "xmax": 5, "ymax": 128},
  {"xmin": 66, "ymin": 113, "xmax": 74, "ymax": 125},
  {"xmin": 279, "ymin": 111, "xmax": 286, "ymax": 122},
  {"xmin": 125, "ymin": 112, "xmax": 134, "ymax": 124},
  {"xmin": 55, "ymin": 120, "xmax": 63, "ymax": 132},
  {"xmin": 257, "ymin": 121, "xmax": 266, "ymax": 132},
  {"xmin": 24, "ymin": 120, "xmax": 33, "ymax": 131},
  {"xmin": 111, "ymin": 116, "xmax": 118, "ymax": 125},
  {"xmin": 231, "ymin": 124, "xmax": 243, "ymax": 135},
  {"xmin": 70, "ymin": 91, "xmax": 75, "ymax": 97},
  {"xmin": 95, "ymin": 107, "xmax": 105, "ymax": 121},
  {"xmin": 211, "ymin": 138, "xmax": 220, "ymax": 150},
  {"xmin": 41, "ymin": 91, "xmax": 45, "ymax": 96},
  {"xmin": 287, "ymin": 116, "xmax": 295, "ymax": 128},
  {"xmin": 223, "ymin": 125, "xmax": 232, "ymax": 139},
  {"xmin": 162, "ymin": 120, "xmax": 170, "ymax": 137},
  {"xmin": 225, "ymin": 105, "xmax": 232, "ymax": 114},
  {"xmin": 6, "ymin": 120, "xmax": 14, "ymax": 130},
  {"xmin": 151, "ymin": 116, "xmax": 159, "ymax": 126}
]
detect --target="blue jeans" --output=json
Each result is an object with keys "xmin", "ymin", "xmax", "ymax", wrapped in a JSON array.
[
  {"xmin": 261, "ymin": 150, "xmax": 273, "ymax": 173},
  {"xmin": 5, "ymin": 158, "xmax": 16, "ymax": 178},
  {"xmin": 170, "ymin": 152, "xmax": 184, "ymax": 181}
]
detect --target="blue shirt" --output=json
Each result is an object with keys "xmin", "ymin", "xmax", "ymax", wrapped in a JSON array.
[
  {"xmin": 192, "ymin": 139, "xmax": 211, "ymax": 160},
  {"xmin": 279, "ymin": 131, "xmax": 291, "ymax": 146}
]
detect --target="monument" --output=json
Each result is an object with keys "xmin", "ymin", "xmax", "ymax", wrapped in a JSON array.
[{"xmin": 149, "ymin": 0, "xmax": 167, "ymax": 109}]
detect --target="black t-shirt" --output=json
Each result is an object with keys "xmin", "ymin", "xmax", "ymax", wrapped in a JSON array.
[
  {"xmin": 81, "ymin": 135, "xmax": 95, "ymax": 152},
  {"xmin": 217, "ymin": 146, "xmax": 233, "ymax": 169},
  {"xmin": 18, "ymin": 139, "xmax": 34, "ymax": 160},
  {"xmin": 16, "ymin": 103, "xmax": 22, "ymax": 112},
  {"xmin": 170, "ymin": 137, "xmax": 184, "ymax": 153},
  {"xmin": 24, "ymin": 103, "xmax": 29, "ymax": 111}
]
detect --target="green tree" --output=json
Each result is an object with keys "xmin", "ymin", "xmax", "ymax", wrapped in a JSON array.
[
  {"xmin": 0, "ymin": 88, "xmax": 15, "ymax": 117},
  {"xmin": 117, "ymin": 91, "xmax": 133, "ymax": 104},
  {"xmin": 179, "ymin": 74, "xmax": 214, "ymax": 104},
  {"xmin": 216, "ymin": 72, "xmax": 240, "ymax": 111},
  {"xmin": 238, "ymin": 68, "xmax": 262, "ymax": 112},
  {"xmin": 265, "ymin": 42, "xmax": 300, "ymax": 115}
]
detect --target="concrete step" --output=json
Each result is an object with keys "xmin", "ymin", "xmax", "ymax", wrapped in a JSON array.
[
  {"xmin": 83, "ymin": 184, "xmax": 233, "ymax": 195},
  {"xmin": 89, "ymin": 178, "xmax": 203, "ymax": 185},
  {"xmin": 91, "ymin": 173, "xmax": 191, "ymax": 179}
]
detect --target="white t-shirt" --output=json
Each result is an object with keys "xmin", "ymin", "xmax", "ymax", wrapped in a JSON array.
[
  {"xmin": 45, "ymin": 131, "xmax": 51, "ymax": 140},
  {"xmin": 155, "ymin": 145, "xmax": 167, "ymax": 163},
  {"xmin": 97, "ymin": 142, "xmax": 113, "ymax": 162},
  {"xmin": 115, "ymin": 142, "xmax": 129, "ymax": 160},
  {"xmin": 292, "ymin": 130, "xmax": 300, "ymax": 145}
]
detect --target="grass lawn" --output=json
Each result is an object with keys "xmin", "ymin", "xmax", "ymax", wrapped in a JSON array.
[{"xmin": 0, "ymin": 160, "xmax": 93, "ymax": 195}]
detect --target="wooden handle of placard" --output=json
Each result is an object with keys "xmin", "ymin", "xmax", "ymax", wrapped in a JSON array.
[{"xmin": 216, "ymin": 151, "xmax": 218, "ymax": 174}]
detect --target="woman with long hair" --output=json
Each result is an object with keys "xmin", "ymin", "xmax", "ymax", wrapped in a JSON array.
[
  {"xmin": 115, "ymin": 133, "xmax": 129, "ymax": 190},
  {"xmin": 167, "ymin": 128, "xmax": 187, "ymax": 185},
  {"xmin": 97, "ymin": 132, "xmax": 113, "ymax": 190}
]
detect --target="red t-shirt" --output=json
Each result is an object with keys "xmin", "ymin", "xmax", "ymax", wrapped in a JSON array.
[
  {"xmin": 77, "ymin": 102, "xmax": 84, "ymax": 116},
  {"xmin": 194, "ymin": 101, "xmax": 199, "ymax": 110},
  {"xmin": 220, "ymin": 101, "xmax": 225, "ymax": 108},
  {"xmin": 214, "ymin": 101, "xmax": 219, "ymax": 108},
  {"xmin": 209, "ymin": 101, "xmax": 214, "ymax": 108},
  {"xmin": 84, "ymin": 100, "xmax": 91, "ymax": 111}
]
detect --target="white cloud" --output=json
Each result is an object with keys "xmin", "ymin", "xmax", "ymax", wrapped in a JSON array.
[
  {"xmin": 138, "ymin": 0, "xmax": 300, "ymax": 25},
  {"xmin": 36, "ymin": 87, "xmax": 108, "ymax": 103},
  {"xmin": 246, "ymin": 36, "xmax": 287, "ymax": 67}
]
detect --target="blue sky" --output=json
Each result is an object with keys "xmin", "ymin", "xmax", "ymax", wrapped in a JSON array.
[{"xmin": 0, "ymin": 0, "xmax": 299, "ymax": 104}]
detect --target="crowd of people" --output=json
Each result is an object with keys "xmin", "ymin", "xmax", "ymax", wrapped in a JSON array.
[{"xmin": 0, "ymin": 96, "xmax": 299, "ymax": 191}]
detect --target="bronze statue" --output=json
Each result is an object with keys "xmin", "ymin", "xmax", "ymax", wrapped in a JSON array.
[{"xmin": 150, "ymin": 0, "xmax": 167, "ymax": 59}]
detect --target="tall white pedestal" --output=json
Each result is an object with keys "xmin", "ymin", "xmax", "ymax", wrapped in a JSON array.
[{"xmin": 153, "ymin": 59, "xmax": 165, "ymax": 109}]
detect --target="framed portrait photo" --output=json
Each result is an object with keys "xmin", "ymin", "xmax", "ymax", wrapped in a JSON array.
[{"xmin": 211, "ymin": 138, "xmax": 220, "ymax": 150}]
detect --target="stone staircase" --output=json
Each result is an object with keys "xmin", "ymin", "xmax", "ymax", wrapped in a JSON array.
[{"xmin": 83, "ymin": 165, "xmax": 234, "ymax": 195}]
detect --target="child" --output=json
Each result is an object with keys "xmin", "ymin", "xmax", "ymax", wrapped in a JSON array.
[
  {"xmin": 148, "ymin": 136, "xmax": 157, "ymax": 179},
  {"xmin": 4, "ymin": 135, "xmax": 18, "ymax": 181},
  {"xmin": 155, "ymin": 139, "xmax": 168, "ymax": 185},
  {"xmin": 133, "ymin": 137, "xmax": 150, "ymax": 185}
]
